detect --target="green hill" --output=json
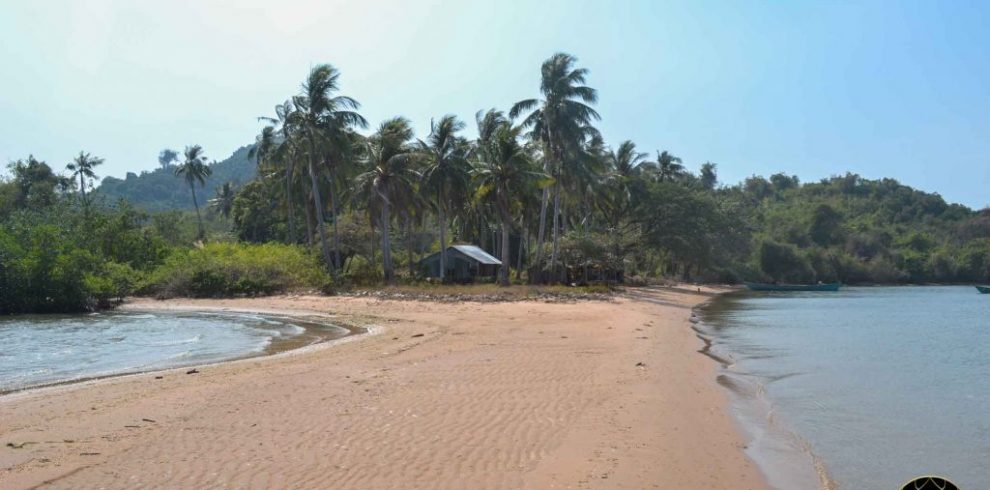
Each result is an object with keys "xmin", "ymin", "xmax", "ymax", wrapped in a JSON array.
[{"xmin": 95, "ymin": 145, "xmax": 256, "ymax": 211}]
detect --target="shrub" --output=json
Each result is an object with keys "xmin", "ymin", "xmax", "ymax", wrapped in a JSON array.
[{"xmin": 143, "ymin": 242, "xmax": 331, "ymax": 298}]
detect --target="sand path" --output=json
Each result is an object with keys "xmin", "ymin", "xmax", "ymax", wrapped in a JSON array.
[{"xmin": 0, "ymin": 287, "xmax": 766, "ymax": 489}]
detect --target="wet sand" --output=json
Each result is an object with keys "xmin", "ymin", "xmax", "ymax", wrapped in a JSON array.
[{"xmin": 0, "ymin": 287, "xmax": 768, "ymax": 489}]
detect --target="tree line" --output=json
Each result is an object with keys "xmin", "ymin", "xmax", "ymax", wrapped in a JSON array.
[{"xmin": 4, "ymin": 52, "xmax": 990, "ymax": 315}]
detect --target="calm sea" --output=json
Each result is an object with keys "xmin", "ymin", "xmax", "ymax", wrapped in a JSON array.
[
  {"xmin": 0, "ymin": 311, "xmax": 349, "ymax": 393},
  {"xmin": 699, "ymin": 286, "xmax": 990, "ymax": 489}
]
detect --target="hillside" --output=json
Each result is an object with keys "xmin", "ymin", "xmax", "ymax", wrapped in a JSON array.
[{"xmin": 95, "ymin": 145, "xmax": 256, "ymax": 211}]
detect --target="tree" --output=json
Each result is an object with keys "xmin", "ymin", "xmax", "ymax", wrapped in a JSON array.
[
  {"xmin": 419, "ymin": 115, "xmax": 470, "ymax": 282},
  {"xmin": 511, "ymin": 53, "xmax": 600, "ymax": 282},
  {"xmin": 700, "ymin": 162, "xmax": 718, "ymax": 190},
  {"xmin": 292, "ymin": 64, "xmax": 368, "ymax": 276},
  {"xmin": 473, "ymin": 122, "xmax": 546, "ymax": 286},
  {"xmin": 175, "ymin": 145, "xmax": 212, "ymax": 239},
  {"xmin": 65, "ymin": 151, "xmax": 104, "ymax": 205},
  {"xmin": 355, "ymin": 117, "xmax": 418, "ymax": 283},
  {"xmin": 655, "ymin": 150, "xmax": 684, "ymax": 183},
  {"xmin": 210, "ymin": 182, "xmax": 236, "ymax": 220},
  {"xmin": 158, "ymin": 149, "xmax": 179, "ymax": 170},
  {"xmin": 256, "ymin": 100, "xmax": 298, "ymax": 243}
]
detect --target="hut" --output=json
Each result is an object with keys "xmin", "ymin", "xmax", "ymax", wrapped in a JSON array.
[{"xmin": 419, "ymin": 245, "xmax": 502, "ymax": 283}]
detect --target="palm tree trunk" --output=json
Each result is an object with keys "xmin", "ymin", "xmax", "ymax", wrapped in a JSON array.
[
  {"xmin": 406, "ymin": 216, "xmax": 415, "ymax": 278},
  {"xmin": 327, "ymin": 169, "xmax": 342, "ymax": 280},
  {"xmin": 549, "ymin": 179, "xmax": 561, "ymax": 284},
  {"xmin": 534, "ymin": 183, "xmax": 550, "ymax": 283},
  {"xmin": 438, "ymin": 187, "xmax": 447, "ymax": 282},
  {"xmin": 306, "ymin": 136, "xmax": 334, "ymax": 269},
  {"xmin": 79, "ymin": 174, "xmax": 87, "ymax": 205},
  {"xmin": 499, "ymin": 215, "xmax": 510, "ymax": 287},
  {"xmin": 381, "ymin": 199, "xmax": 393, "ymax": 283},
  {"xmin": 369, "ymin": 217, "xmax": 377, "ymax": 266},
  {"xmin": 516, "ymin": 221, "xmax": 526, "ymax": 281},
  {"xmin": 303, "ymin": 192, "xmax": 314, "ymax": 248},
  {"xmin": 191, "ymin": 184, "xmax": 204, "ymax": 240},
  {"xmin": 285, "ymin": 163, "xmax": 295, "ymax": 243}
]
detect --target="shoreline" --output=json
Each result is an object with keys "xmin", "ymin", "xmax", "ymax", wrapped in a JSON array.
[
  {"xmin": 695, "ymin": 292, "xmax": 834, "ymax": 490},
  {"xmin": 0, "ymin": 308, "xmax": 371, "ymax": 400},
  {"xmin": 1, "ymin": 288, "xmax": 769, "ymax": 489}
]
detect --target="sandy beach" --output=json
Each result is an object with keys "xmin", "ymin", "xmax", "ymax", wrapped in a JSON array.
[{"xmin": 0, "ymin": 286, "xmax": 767, "ymax": 489}]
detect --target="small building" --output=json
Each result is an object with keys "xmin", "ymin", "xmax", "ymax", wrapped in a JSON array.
[{"xmin": 419, "ymin": 245, "xmax": 502, "ymax": 283}]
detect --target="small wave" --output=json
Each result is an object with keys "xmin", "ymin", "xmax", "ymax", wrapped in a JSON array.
[
  {"xmin": 137, "ymin": 335, "xmax": 202, "ymax": 347},
  {"xmin": 167, "ymin": 350, "xmax": 192, "ymax": 360}
]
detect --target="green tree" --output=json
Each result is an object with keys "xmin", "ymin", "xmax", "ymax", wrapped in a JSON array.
[
  {"xmin": 210, "ymin": 182, "xmax": 236, "ymax": 220},
  {"xmin": 473, "ymin": 122, "xmax": 547, "ymax": 286},
  {"xmin": 175, "ymin": 145, "xmax": 212, "ymax": 239},
  {"xmin": 292, "ymin": 64, "xmax": 367, "ymax": 276},
  {"xmin": 700, "ymin": 162, "xmax": 718, "ymax": 190},
  {"xmin": 511, "ymin": 52, "xmax": 600, "ymax": 282},
  {"xmin": 419, "ymin": 115, "xmax": 470, "ymax": 282},
  {"xmin": 654, "ymin": 150, "xmax": 684, "ymax": 183},
  {"xmin": 355, "ymin": 117, "xmax": 418, "ymax": 283},
  {"xmin": 65, "ymin": 151, "xmax": 104, "ymax": 205},
  {"xmin": 157, "ymin": 149, "xmax": 179, "ymax": 170}
]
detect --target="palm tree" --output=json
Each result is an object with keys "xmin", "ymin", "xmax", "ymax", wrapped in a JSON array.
[
  {"xmin": 510, "ymin": 53, "xmax": 600, "ymax": 282},
  {"xmin": 419, "ymin": 114, "xmax": 470, "ymax": 282},
  {"xmin": 65, "ymin": 151, "xmax": 104, "ymax": 205},
  {"xmin": 175, "ymin": 145, "xmax": 212, "ymax": 239},
  {"xmin": 600, "ymin": 140, "xmax": 646, "ymax": 231},
  {"xmin": 610, "ymin": 140, "xmax": 648, "ymax": 178},
  {"xmin": 292, "ymin": 64, "xmax": 367, "ymax": 276},
  {"xmin": 256, "ymin": 100, "xmax": 299, "ymax": 243},
  {"xmin": 355, "ymin": 117, "xmax": 418, "ymax": 283},
  {"xmin": 655, "ymin": 150, "xmax": 684, "ymax": 182},
  {"xmin": 473, "ymin": 122, "xmax": 546, "ymax": 286},
  {"xmin": 209, "ymin": 182, "xmax": 236, "ymax": 220}
]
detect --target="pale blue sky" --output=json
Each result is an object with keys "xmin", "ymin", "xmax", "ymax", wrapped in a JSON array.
[{"xmin": 1, "ymin": 0, "xmax": 988, "ymax": 208}]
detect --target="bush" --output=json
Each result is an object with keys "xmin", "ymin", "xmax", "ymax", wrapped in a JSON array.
[{"xmin": 143, "ymin": 242, "xmax": 331, "ymax": 298}]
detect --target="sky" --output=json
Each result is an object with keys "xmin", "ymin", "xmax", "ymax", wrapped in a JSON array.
[{"xmin": 1, "ymin": 0, "xmax": 988, "ymax": 208}]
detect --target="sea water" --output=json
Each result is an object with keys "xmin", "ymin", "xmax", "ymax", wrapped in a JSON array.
[
  {"xmin": 0, "ymin": 311, "xmax": 347, "ymax": 393},
  {"xmin": 699, "ymin": 286, "xmax": 990, "ymax": 489}
]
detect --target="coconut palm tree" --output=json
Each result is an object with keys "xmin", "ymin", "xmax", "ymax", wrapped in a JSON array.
[
  {"xmin": 257, "ymin": 100, "xmax": 300, "ymax": 243},
  {"xmin": 355, "ymin": 117, "xmax": 418, "ymax": 283},
  {"xmin": 510, "ymin": 52, "xmax": 600, "ymax": 282},
  {"xmin": 599, "ymin": 140, "xmax": 646, "ymax": 228},
  {"xmin": 209, "ymin": 182, "xmax": 236, "ymax": 220},
  {"xmin": 292, "ymin": 64, "xmax": 367, "ymax": 275},
  {"xmin": 419, "ymin": 114, "xmax": 470, "ymax": 282},
  {"xmin": 65, "ymin": 151, "xmax": 104, "ymax": 205},
  {"xmin": 655, "ymin": 150, "xmax": 684, "ymax": 183},
  {"xmin": 473, "ymin": 122, "xmax": 547, "ymax": 286},
  {"xmin": 175, "ymin": 145, "xmax": 212, "ymax": 239}
]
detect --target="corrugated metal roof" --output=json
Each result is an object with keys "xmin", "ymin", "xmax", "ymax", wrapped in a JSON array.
[{"xmin": 451, "ymin": 245, "xmax": 502, "ymax": 265}]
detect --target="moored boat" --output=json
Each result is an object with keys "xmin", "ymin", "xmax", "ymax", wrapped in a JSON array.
[
  {"xmin": 976, "ymin": 285, "xmax": 990, "ymax": 294},
  {"xmin": 744, "ymin": 282, "xmax": 842, "ymax": 292}
]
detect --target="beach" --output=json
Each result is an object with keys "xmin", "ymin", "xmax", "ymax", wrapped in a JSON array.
[{"xmin": 0, "ymin": 287, "xmax": 767, "ymax": 489}]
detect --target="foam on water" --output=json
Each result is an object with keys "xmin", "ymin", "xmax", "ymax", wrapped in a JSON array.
[{"xmin": 0, "ymin": 311, "xmax": 340, "ymax": 393}]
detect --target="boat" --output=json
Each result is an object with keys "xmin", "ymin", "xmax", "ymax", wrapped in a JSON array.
[
  {"xmin": 744, "ymin": 282, "xmax": 842, "ymax": 292},
  {"xmin": 976, "ymin": 285, "xmax": 990, "ymax": 294}
]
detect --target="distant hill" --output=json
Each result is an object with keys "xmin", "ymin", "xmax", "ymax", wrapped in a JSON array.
[{"xmin": 96, "ymin": 145, "xmax": 256, "ymax": 211}]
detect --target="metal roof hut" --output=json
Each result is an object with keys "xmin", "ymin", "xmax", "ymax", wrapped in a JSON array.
[{"xmin": 419, "ymin": 245, "xmax": 502, "ymax": 283}]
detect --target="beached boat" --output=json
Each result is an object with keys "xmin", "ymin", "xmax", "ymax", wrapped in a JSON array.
[
  {"xmin": 976, "ymin": 285, "xmax": 990, "ymax": 294},
  {"xmin": 744, "ymin": 282, "xmax": 842, "ymax": 292}
]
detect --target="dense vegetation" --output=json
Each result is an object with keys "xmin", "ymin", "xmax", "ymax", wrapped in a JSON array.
[
  {"xmin": 96, "ymin": 145, "xmax": 255, "ymax": 211},
  {"xmin": 4, "ymin": 52, "xmax": 990, "ymax": 313}
]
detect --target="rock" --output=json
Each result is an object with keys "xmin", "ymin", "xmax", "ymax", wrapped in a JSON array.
[{"xmin": 186, "ymin": 369, "xmax": 199, "ymax": 375}]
